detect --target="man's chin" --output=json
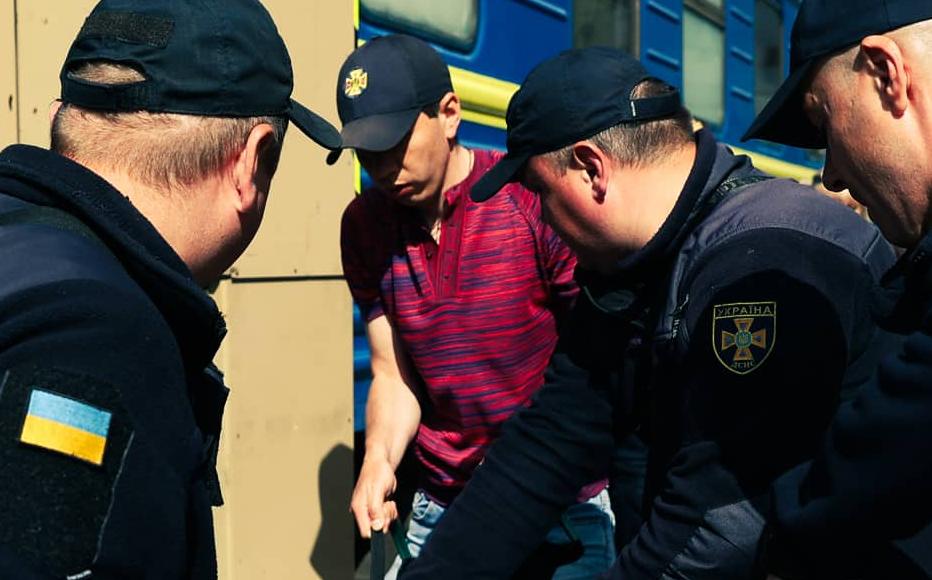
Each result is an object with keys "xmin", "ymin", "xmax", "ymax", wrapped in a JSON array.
[{"xmin": 872, "ymin": 211, "xmax": 919, "ymax": 250}]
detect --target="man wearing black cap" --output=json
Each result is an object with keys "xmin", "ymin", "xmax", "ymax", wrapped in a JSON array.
[
  {"xmin": 401, "ymin": 46, "xmax": 898, "ymax": 579},
  {"xmin": 334, "ymin": 35, "xmax": 618, "ymax": 577},
  {"xmin": 0, "ymin": 0, "xmax": 339, "ymax": 577},
  {"xmin": 744, "ymin": 1, "xmax": 932, "ymax": 577}
]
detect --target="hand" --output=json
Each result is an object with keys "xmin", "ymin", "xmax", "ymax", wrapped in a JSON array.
[{"xmin": 351, "ymin": 456, "xmax": 399, "ymax": 539}]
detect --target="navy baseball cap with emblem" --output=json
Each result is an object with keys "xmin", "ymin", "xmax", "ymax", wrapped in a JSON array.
[
  {"xmin": 60, "ymin": 0, "xmax": 341, "ymax": 150},
  {"xmin": 327, "ymin": 35, "xmax": 453, "ymax": 164},
  {"xmin": 743, "ymin": 0, "xmax": 932, "ymax": 148},
  {"xmin": 471, "ymin": 47, "xmax": 683, "ymax": 202}
]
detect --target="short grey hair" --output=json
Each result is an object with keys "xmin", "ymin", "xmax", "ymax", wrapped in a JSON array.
[
  {"xmin": 51, "ymin": 61, "xmax": 288, "ymax": 190},
  {"xmin": 543, "ymin": 79, "xmax": 694, "ymax": 172}
]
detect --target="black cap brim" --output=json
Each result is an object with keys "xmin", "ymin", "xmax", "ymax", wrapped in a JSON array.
[
  {"xmin": 325, "ymin": 108, "xmax": 422, "ymax": 166},
  {"xmin": 741, "ymin": 60, "xmax": 825, "ymax": 148},
  {"xmin": 470, "ymin": 152, "xmax": 529, "ymax": 202},
  {"xmin": 340, "ymin": 107, "xmax": 421, "ymax": 152},
  {"xmin": 289, "ymin": 99, "xmax": 342, "ymax": 150}
]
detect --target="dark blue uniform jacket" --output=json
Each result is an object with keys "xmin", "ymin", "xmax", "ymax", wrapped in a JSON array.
[
  {"xmin": 0, "ymin": 145, "xmax": 228, "ymax": 579},
  {"xmin": 401, "ymin": 131, "xmax": 899, "ymax": 579},
  {"xmin": 765, "ymin": 230, "xmax": 932, "ymax": 579}
]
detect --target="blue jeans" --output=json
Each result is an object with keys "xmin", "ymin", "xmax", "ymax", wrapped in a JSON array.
[{"xmin": 386, "ymin": 488, "xmax": 616, "ymax": 579}]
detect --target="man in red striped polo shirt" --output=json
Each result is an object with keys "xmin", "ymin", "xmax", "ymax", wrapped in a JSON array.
[{"xmin": 332, "ymin": 35, "xmax": 614, "ymax": 577}]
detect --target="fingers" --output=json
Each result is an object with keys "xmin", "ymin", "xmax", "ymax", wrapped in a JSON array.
[
  {"xmin": 350, "ymin": 477, "xmax": 399, "ymax": 538},
  {"xmin": 351, "ymin": 491, "xmax": 374, "ymax": 538},
  {"xmin": 351, "ymin": 498, "xmax": 398, "ymax": 539},
  {"xmin": 369, "ymin": 499, "xmax": 398, "ymax": 534}
]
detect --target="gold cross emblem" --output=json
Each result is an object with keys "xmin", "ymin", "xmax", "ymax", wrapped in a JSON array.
[
  {"xmin": 721, "ymin": 317, "xmax": 767, "ymax": 362},
  {"xmin": 344, "ymin": 68, "xmax": 368, "ymax": 98}
]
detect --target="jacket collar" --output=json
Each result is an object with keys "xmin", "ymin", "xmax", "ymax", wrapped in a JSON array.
[
  {"xmin": 880, "ymin": 230, "xmax": 932, "ymax": 332},
  {"xmin": 577, "ymin": 130, "xmax": 753, "ymax": 311}
]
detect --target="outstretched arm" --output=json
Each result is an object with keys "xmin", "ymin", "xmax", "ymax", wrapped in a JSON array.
[
  {"xmin": 351, "ymin": 314, "xmax": 422, "ymax": 538},
  {"xmin": 401, "ymin": 345, "xmax": 615, "ymax": 579}
]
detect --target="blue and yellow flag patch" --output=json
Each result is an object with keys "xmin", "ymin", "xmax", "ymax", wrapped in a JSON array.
[{"xmin": 19, "ymin": 389, "xmax": 111, "ymax": 465}]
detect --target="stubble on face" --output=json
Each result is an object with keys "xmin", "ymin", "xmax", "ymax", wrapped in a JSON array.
[{"xmin": 523, "ymin": 155, "xmax": 619, "ymax": 272}]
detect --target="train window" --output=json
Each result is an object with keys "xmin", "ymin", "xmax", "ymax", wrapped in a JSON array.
[
  {"xmin": 574, "ymin": 0, "xmax": 637, "ymax": 56},
  {"xmin": 683, "ymin": 1, "xmax": 725, "ymax": 125},
  {"xmin": 360, "ymin": 0, "xmax": 478, "ymax": 52},
  {"xmin": 755, "ymin": 0, "xmax": 783, "ymax": 114}
]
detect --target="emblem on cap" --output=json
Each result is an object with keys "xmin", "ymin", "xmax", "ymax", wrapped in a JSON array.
[
  {"xmin": 344, "ymin": 68, "xmax": 368, "ymax": 98},
  {"xmin": 712, "ymin": 301, "xmax": 776, "ymax": 375}
]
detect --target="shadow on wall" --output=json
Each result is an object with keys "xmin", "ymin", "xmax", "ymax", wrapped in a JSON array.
[{"xmin": 309, "ymin": 443, "xmax": 354, "ymax": 579}]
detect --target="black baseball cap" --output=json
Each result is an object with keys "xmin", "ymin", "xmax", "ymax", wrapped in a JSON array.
[
  {"xmin": 328, "ymin": 35, "xmax": 453, "ymax": 164},
  {"xmin": 471, "ymin": 47, "xmax": 682, "ymax": 202},
  {"xmin": 743, "ymin": 0, "xmax": 932, "ymax": 148},
  {"xmin": 60, "ymin": 0, "xmax": 341, "ymax": 150}
]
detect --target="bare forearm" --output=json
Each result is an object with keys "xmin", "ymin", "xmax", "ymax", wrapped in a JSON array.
[{"xmin": 364, "ymin": 375, "xmax": 421, "ymax": 469}]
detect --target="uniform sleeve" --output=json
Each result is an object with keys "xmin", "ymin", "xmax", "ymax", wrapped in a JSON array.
[
  {"xmin": 511, "ymin": 184, "xmax": 579, "ymax": 318},
  {"xmin": 401, "ymin": 343, "xmax": 615, "ymax": 579},
  {"xmin": 765, "ymin": 322, "xmax": 932, "ymax": 578},
  {"xmin": 612, "ymin": 230, "xmax": 884, "ymax": 579},
  {"xmin": 0, "ymin": 279, "xmax": 189, "ymax": 579},
  {"xmin": 341, "ymin": 196, "xmax": 387, "ymax": 322}
]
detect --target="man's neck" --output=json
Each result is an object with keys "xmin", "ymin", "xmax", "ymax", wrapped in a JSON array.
[
  {"xmin": 419, "ymin": 144, "xmax": 473, "ymax": 226},
  {"xmin": 82, "ymin": 161, "xmax": 219, "ymax": 284},
  {"xmin": 620, "ymin": 141, "xmax": 698, "ymax": 252}
]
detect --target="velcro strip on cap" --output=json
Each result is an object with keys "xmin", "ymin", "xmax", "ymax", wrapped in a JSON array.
[
  {"xmin": 629, "ymin": 91, "xmax": 682, "ymax": 121},
  {"xmin": 77, "ymin": 11, "xmax": 175, "ymax": 48}
]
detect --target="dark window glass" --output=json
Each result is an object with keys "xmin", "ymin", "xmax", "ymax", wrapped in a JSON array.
[
  {"xmin": 360, "ymin": 0, "xmax": 478, "ymax": 52},
  {"xmin": 755, "ymin": 0, "xmax": 783, "ymax": 114},
  {"xmin": 683, "ymin": 1, "xmax": 725, "ymax": 125},
  {"xmin": 574, "ymin": 0, "xmax": 637, "ymax": 56}
]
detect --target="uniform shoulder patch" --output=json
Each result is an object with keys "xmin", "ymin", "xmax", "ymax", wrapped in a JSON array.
[
  {"xmin": 712, "ymin": 301, "xmax": 776, "ymax": 375},
  {"xmin": 20, "ymin": 389, "xmax": 112, "ymax": 465},
  {"xmin": 0, "ymin": 366, "xmax": 132, "ymax": 575}
]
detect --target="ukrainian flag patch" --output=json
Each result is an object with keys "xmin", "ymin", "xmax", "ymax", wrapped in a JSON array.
[{"xmin": 19, "ymin": 389, "xmax": 111, "ymax": 465}]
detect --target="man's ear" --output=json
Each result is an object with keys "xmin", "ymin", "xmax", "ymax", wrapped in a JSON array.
[
  {"xmin": 438, "ymin": 91, "xmax": 462, "ymax": 141},
  {"xmin": 49, "ymin": 99, "xmax": 63, "ymax": 124},
  {"xmin": 571, "ymin": 141, "xmax": 609, "ymax": 201},
  {"xmin": 232, "ymin": 123, "xmax": 276, "ymax": 213},
  {"xmin": 860, "ymin": 35, "xmax": 910, "ymax": 116}
]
